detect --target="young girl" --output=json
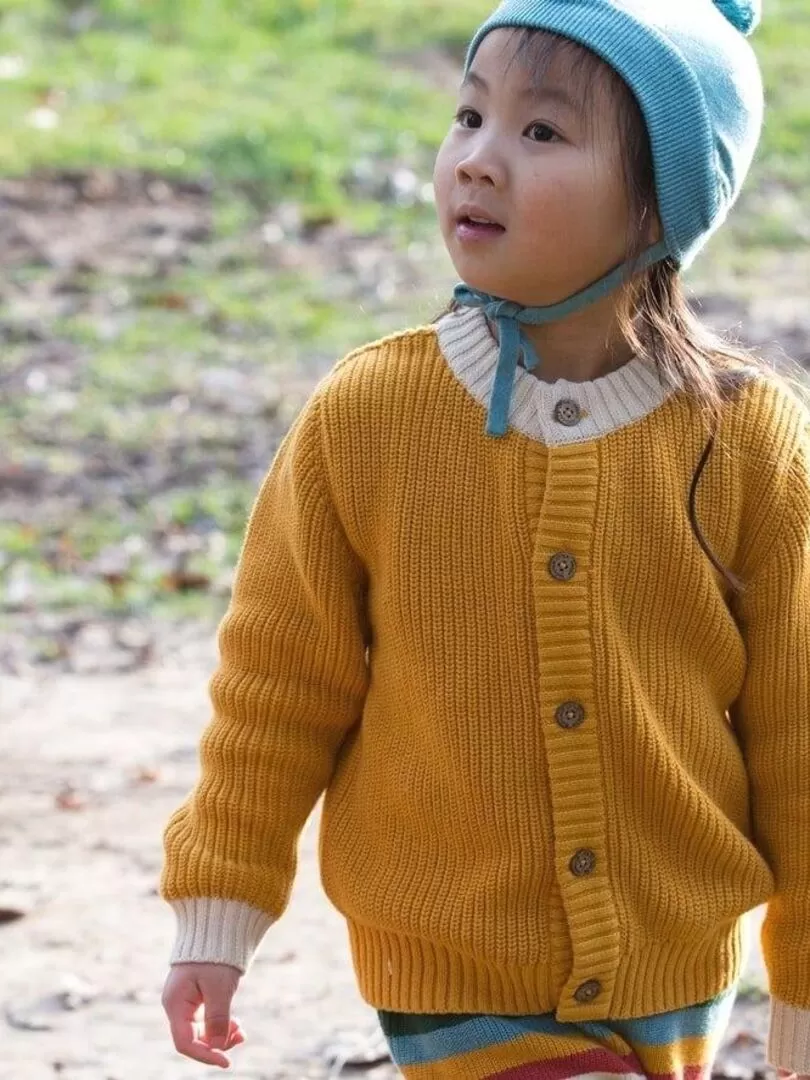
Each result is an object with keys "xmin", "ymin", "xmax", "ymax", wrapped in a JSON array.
[{"xmin": 160, "ymin": 1, "xmax": 810, "ymax": 1077}]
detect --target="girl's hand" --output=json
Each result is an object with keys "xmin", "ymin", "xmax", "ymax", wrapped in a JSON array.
[
  {"xmin": 162, "ymin": 962, "xmax": 246, "ymax": 1069},
  {"xmin": 777, "ymin": 1070, "xmax": 810, "ymax": 1080}
]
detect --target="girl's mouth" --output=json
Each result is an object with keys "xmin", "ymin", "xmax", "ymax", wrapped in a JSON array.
[{"xmin": 456, "ymin": 216, "xmax": 506, "ymax": 242}]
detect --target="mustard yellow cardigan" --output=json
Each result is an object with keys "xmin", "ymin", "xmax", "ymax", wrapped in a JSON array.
[{"xmin": 162, "ymin": 308, "xmax": 810, "ymax": 1072}]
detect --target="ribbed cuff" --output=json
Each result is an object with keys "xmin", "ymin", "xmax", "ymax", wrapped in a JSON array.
[
  {"xmin": 168, "ymin": 898, "xmax": 274, "ymax": 973},
  {"xmin": 768, "ymin": 998, "xmax": 810, "ymax": 1073}
]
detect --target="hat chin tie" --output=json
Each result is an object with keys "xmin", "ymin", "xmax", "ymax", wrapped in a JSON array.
[{"xmin": 453, "ymin": 240, "xmax": 669, "ymax": 437}]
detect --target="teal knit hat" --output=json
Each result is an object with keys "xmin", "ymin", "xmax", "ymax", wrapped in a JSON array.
[{"xmin": 452, "ymin": 0, "xmax": 765, "ymax": 436}]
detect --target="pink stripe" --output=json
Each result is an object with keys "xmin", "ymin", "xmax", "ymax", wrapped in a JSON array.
[
  {"xmin": 488, "ymin": 1048, "xmax": 710, "ymax": 1080},
  {"xmin": 487, "ymin": 1047, "xmax": 645, "ymax": 1080}
]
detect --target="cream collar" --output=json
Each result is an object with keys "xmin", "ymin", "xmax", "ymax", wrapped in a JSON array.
[{"xmin": 436, "ymin": 306, "xmax": 676, "ymax": 446}]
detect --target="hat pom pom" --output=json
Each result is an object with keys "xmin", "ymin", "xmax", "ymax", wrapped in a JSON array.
[{"xmin": 712, "ymin": 0, "xmax": 761, "ymax": 35}]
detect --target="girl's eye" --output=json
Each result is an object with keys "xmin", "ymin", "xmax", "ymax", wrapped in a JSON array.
[
  {"xmin": 455, "ymin": 107, "xmax": 482, "ymax": 129},
  {"xmin": 525, "ymin": 122, "xmax": 558, "ymax": 143}
]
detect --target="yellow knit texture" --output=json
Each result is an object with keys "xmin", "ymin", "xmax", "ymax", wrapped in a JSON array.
[{"xmin": 162, "ymin": 325, "xmax": 810, "ymax": 1021}]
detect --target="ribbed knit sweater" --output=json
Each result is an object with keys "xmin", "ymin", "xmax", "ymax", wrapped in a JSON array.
[{"xmin": 161, "ymin": 307, "xmax": 810, "ymax": 1072}]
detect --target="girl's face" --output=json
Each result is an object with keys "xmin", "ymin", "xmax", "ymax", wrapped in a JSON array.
[{"xmin": 433, "ymin": 29, "xmax": 635, "ymax": 307}]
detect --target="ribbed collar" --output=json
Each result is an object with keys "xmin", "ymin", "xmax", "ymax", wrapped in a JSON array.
[{"xmin": 436, "ymin": 305, "xmax": 677, "ymax": 447}]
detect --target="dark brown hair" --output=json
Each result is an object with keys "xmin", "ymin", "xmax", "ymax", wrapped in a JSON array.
[{"xmin": 439, "ymin": 28, "xmax": 807, "ymax": 596}]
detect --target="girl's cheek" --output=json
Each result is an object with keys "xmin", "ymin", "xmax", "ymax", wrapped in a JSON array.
[{"xmin": 432, "ymin": 153, "xmax": 454, "ymax": 219}]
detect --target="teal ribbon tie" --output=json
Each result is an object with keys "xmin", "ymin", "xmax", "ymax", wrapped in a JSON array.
[{"xmin": 453, "ymin": 242, "xmax": 669, "ymax": 437}]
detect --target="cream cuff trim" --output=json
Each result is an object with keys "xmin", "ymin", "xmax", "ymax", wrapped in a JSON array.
[
  {"xmin": 168, "ymin": 897, "xmax": 273, "ymax": 973},
  {"xmin": 768, "ymin": 997, "xmax": 810, "ymax": 1073}
]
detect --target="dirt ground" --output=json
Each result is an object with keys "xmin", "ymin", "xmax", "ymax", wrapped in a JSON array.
[
  {"xmin": 2, "ymin": 622, "xmax": 399, "ymax": 1080},
  {"xmin": 0, "ymin": 620, "xmax": 779, "ymax": 1080}
]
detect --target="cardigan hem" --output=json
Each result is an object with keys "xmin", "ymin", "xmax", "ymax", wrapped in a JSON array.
[{"xmin": 346, "ymin": 915, "xmax": 746, "ymax": 1021}]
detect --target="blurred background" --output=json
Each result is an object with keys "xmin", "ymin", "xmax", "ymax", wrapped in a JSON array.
[{"xmin": 1, "ymin": 1, "xmax": 807, "ymax": 1077}]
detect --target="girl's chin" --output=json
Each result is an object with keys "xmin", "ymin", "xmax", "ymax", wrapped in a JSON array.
[
  {"xmin": 450, "ymin": 268, "xmax": 515, "ymax": 301},
  {"xmin": 447, "ymin": 255, "xmax": 503, "ymax": 294},
  {"xmin": 448, "ymin": 257, "xmax": 591, "ymax": 308},
  {"xmin": 448, "ymin": 247, "xmax": 528, "ymax": 300}
]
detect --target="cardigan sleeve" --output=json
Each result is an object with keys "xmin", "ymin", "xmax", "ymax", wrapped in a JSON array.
[
  {"xmin": 730, "ymin": 429, "xmax": 810, "ymax": 1073},
  {"xmin": 160, "ymin": 387, "xmax": 371, "ymax": 972}
]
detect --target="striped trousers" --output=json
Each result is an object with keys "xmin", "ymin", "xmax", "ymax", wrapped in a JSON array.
[{"xmin": 378, "ymin": 984, "xmax": 738, "ymax": 1079}]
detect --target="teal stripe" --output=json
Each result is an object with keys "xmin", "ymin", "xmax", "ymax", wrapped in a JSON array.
[
  {"xmin": 378, "ymin": 985, "xmax": 738, "ymax": 1068},
  {"xmin": 379, "ymin": 1012, "xmax": 567, "ymax": 1067},
  {"xmin": 583, "ymin": 985, "xmax": 738, "ymax": 1047}
]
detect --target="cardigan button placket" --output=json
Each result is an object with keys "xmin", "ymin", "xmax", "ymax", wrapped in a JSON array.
[{"xmin": 533, "ymin": 443, "xmax": 621, "ymax": 1022}]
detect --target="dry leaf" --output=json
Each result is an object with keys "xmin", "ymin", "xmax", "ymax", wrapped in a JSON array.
[
  {"xmin": 160, "ymin": 570, "xmax": 211, "ymax": 594},
  {"xmin": 728, "ymin": 1031, "xmax": 760, "ymax": 1048},
  {"xmin": 55, "ymin": 784, "xmax": 86, "ymax": 811},
  {"xmin": 133, "ymin": 765, "xmax": 160, "ymax": 785},
  {"xmin": 145, "ymin": 292, "xmax": 191, "ymax": 310}
]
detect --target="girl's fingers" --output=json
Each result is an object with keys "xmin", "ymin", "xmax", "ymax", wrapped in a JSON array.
[
  {"xmin": 167, "ymin": 1003, "xmax": 233, "ymax": 1067},
  {"xmin": 201, "ymin": 1017, "xmax": 246, "ymax": 1053},
  {"xmin": 226, "ymin": 1018, "xmax": 246, "ymax": 1048},
  {"xmin": 225, "ymin": 1026, "xmax": 246, "ymax": 1050},
  {"xmin": 169, "ymin": 1015, "xmax": 231, "ymax": 1068},
  {"xmin": 187, "ymin": 1038, "xmax": 231, "ymax": 1069},
  {"xmin": 162, "ymin": 967, "xmax": 243, "ymax": 1069}
]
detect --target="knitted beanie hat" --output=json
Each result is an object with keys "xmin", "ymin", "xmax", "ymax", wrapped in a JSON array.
[
  {"xmin": 465, "ymin": 0, "xmax": 765, "ymax": 269},
  {"xmin": 453, "ymin": 0, "xmax": 765, "ymax": 437}
]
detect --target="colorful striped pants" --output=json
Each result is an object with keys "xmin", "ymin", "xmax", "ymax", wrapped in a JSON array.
[{"xmin": 378, "ymin": 984, "xmax": 738, "ymax": 1079}]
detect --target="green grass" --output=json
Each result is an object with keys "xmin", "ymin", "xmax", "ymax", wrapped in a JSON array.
[
  {"xmin": 1, "ymin": 0, "xmax": 806, "ymax": 255},
  {"xmin": 1, "ymin": 0, "xmax": 806, "ymax": 218},
  {"xmin": 755, "ymin": 0, "xmax": 810, "ymax": 187},
  {"xmin": 0, "ymin": 0, "xmax": 490, "ymax": 217},
  {"xmin": 705, "ymin": 0, "xmax": 810, "ymax": 263}
]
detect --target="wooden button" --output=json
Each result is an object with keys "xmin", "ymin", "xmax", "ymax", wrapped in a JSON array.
[
  {"xmin": 555, "ymin": 702, "xmax": 585, "ymax": 729},
  {"xmin": 548, "ymin": 552, "xmax": 577, "ymax": 581},
  {"xmin": 569, "ymin": 849, "xmax": 597, "ymax": 876},
  {"xmin": 574, "ymin": 979, "xmax": 602, "ymax": 1003},
  {"xmin": 553, "ymin": 398, "xmax": 582, "ymax": 426}
]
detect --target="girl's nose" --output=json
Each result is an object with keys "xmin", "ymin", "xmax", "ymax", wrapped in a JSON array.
[{"xmin": 454, "ymin": 143, "xmax": 504, "ymax": 187}]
